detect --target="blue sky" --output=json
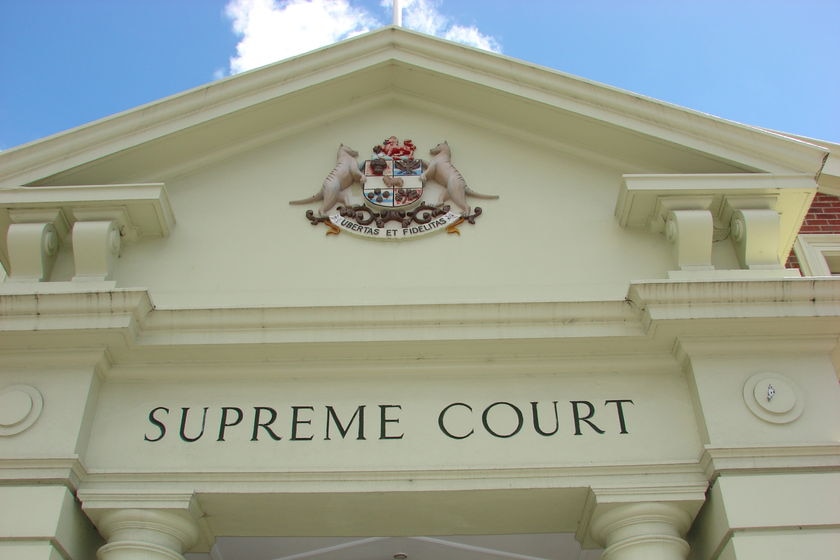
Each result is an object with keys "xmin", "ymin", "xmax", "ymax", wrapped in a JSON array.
[{"xmin": 1, "ymin": 0, "xmax": 838, "ymax": 151}]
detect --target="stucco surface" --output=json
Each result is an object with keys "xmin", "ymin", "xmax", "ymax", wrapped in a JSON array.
[{"xmin": 93, "ymin": 105, "xmax": 678, "ymax": 309}]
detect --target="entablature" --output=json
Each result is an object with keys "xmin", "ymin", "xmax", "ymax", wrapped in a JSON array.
[{"xmin": 2, "ymin": 280, "xmax": 839, "ymax": 371}]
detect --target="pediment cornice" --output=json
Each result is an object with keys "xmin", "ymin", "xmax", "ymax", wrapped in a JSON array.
[{"xmin": 0, "ymin": 28, "xmax": 829, "ymax": 188}]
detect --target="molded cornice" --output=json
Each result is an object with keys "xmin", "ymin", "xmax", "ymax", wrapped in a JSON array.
[
  {"xmin": 2, "ymin": 279, "xmax": 840, "ymax": 369},
  {"xmin": 0, "ymin": 28, "xmax": 829, "ymax": 188}
]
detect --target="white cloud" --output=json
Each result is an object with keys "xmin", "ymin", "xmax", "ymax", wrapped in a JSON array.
[
  {"xmin": 225, "ymin": 0, "xmax": 377, "ymax": 74},
  {"xmin": 391, "ymin": 0, "xmax": 501, "ymax": 52},
  {"xmin": 395, "ymin": 0, "xmax": 441, "ymax": 35},
  {"xmin": 443, "ymin": 24, "xmax": 501, "ymax": 52},
  {"xmin": 224, "ymin": 0, "xmax": 501, "ymax": 75}
]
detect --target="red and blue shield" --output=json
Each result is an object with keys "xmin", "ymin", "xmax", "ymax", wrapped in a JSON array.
[{"xmin": 362, "ymin": 156, "xmax": 424, "ymax": 211}]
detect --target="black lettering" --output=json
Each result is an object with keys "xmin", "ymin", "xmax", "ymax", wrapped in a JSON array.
[
  {"xmin": 379, "ymin": 404, "xmax": 403, "ymax": 440},
  {"xmin": 251, "ymin": 407, "xmax": 282, "ymax": 441},
  {"xmin": 179, "ymin": 406, "xmax": 208, "ymax": 442},
  {"xmin": 605, "ymin": 399, "xmax": 634, "ymax": 434},
  {"xmin": 144, "ymin": 406, "xmax": 169, "ymax": 442},
  {"xmin": 290, "ymin": 406, "xmax": 314, "ymax": 441},
  {"xmin": 325, "ymin": 405, "xmax": 366, "ymax": 440},
  {"xmin": 217, "ymin": 406, "xmax": 244, "ymax": 441},
  {"xmin": 438, "ymin": 402, "xmax": 474, "ymax": 439},
  {"xmin": 482, "ymin": 401, "xmax": 523, "ymax": 438},
  {"xmin": 571, "ymin": 401, "xmax": 605, "ymax": 435},
  {"xmin": 530, "ymin": 401, "xmax": 560, "ymax": 436}
]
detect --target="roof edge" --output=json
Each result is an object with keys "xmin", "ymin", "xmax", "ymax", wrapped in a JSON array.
[{"xmin": 0, "ymin": 27, "xmax": 829, "ymax": 187}]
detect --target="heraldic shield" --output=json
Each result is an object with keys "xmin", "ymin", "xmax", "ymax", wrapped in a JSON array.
[
  {"xmin": 289, "ymin": 136, "xmax": 496, "ymax": 239},
  {"xmin": 362, "ymin": 137, "xmax": 425, "ymax": 211}
]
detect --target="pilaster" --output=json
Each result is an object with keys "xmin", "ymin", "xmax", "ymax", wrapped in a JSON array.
[
  {"xmin": 688, "ymin": 473, "xmax": 840, "ymax": 560},
  {"xmin": 0, "ymin": 485, "xmax": 103, "ymax": 560}
]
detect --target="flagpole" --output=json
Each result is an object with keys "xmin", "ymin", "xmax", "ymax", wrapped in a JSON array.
[{"xmin": 393, "ymin": 0, "xmax": 402, "ymax": 26}]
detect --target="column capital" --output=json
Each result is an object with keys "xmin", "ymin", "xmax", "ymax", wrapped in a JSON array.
[
  {"xmin": 96, "ymin": 508, "xmax": 199, "ymax": 560},
  {"xmin": 589, "ymin": 502, "xmax": 692, "ymax": 560}
]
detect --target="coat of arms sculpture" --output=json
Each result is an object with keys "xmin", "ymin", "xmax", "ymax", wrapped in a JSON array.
[{"xmin": 289, "ymin": 137, "xmax": 498, "ymax": 239}]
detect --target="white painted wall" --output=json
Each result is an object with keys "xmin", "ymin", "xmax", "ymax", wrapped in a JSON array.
[
  {"xmin": 84, "ymin": 368, "xmax": 701, "ymax": 472},
  {"xmin": 100, "ymin": 105, "xmax": 675, "ymax": 309}
]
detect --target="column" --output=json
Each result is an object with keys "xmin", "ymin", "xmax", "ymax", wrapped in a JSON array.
[
  {"xmin": 590, "ymin": 502, "xmax": 692, "ymax": 560},
  {"xmin": 96, "ymin": 509, "xmax": 199, "ymax": 560}
]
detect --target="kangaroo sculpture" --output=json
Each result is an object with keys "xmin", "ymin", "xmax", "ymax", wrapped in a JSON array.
[
  {"xmin": 289, "ymin": 144, "xmax": 365, "ymax": 216},
  {"xmin": 420, "ymin": 141, "xmax": 498, "ymax": 216}
]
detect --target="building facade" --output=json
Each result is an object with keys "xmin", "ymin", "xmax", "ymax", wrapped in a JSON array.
[{"xmin": 1, "ymin": 28, "xmax": 838, "ymax": 560}]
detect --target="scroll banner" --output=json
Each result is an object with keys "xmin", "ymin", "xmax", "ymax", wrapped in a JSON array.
[{"xmin": 329, "ymin": 211, "xmax": 462, "ymax": 239}]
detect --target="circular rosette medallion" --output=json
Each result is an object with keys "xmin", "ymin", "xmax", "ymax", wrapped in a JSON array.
[{"xmin": 363, "ymin": 158, "xmax": 424, "ymax": 211}]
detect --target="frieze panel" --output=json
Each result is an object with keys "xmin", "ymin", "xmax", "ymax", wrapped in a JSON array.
[{"xmin": 82, "ymin": 371, "xmax": 704, "ymax": 471}]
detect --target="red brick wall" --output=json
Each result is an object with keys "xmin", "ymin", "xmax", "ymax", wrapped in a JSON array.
[
  {"xmin": 786, "ymin": 192, "xmax": 840, "ymax": 269},
  {"xmin": 798, "ymin": 192, "xmax": 840, "ymax": 234}
]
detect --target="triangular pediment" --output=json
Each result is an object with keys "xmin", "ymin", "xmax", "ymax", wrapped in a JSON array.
[
  {"xmin": 0, "ymin": 27, "xmax": 829, "ymax": 189},
  {"xmin": 0, "ymin": 27, "xmax": 833, "ymax": 306}
]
